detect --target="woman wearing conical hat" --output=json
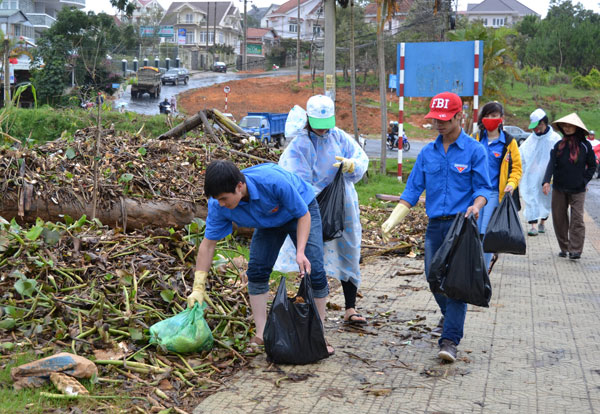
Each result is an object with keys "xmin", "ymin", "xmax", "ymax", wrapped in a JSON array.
[{"xmin": 542, "ymin": 113, "xmax": 597, "ymax": 260}]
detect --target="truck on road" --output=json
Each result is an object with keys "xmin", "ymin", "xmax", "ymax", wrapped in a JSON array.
[
  {"xmin": 131, "ymin": 67, "xmax": 162, "ymax": 99},
  {"xmin": 239, "ymin": 112, "xmax": 288, "ymax": 147}
]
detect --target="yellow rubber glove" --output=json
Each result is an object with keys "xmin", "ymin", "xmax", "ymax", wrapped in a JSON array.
[
  {"xmin": 332, "ymin": 156, "xmax": 355, "ymax": 173},
  {"xmin": 187, "ymin": 270, "xmax": 207, "ymax": 308},
  {"xmin": 381, "ymin": 203, "xmax": 410, "ymax": 243}
]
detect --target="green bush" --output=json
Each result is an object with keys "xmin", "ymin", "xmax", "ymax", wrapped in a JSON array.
[
  {"xmin": 586, "ymin": 68, "xmax": 600, "ymax": 89},
  {"xmin": 549, "ymin": 70, "xmax": 570, "ymax": 85},
  {"xmin": 572, "ymin": 74, "xmax": 593, "ymax": 90}
]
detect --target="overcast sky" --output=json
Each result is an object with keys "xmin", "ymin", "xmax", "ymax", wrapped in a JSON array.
[{"xmin": 84, "ymin": 0, "xmax": 600, "ymax": 18}]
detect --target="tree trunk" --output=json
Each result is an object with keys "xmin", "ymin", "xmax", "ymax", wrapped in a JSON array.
[
  {"xmin": 377, "ymin": 5, "xmax": 387, "ymax": 175},
  {"xmin": 0, "ymin": 188, "xmax": 256, "ymax": 237}
]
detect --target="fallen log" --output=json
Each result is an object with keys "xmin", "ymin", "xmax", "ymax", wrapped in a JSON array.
[
  {"xmin": 1, "ymin": 190, "xmax": 255, "ymax": 237},
  {"xmin": 1, "ymin": 190, "xmax": 206, "ymax": 232},
  {"xmin": 157, "ymin": 111, "xmax": 204, "ymax": 140}
]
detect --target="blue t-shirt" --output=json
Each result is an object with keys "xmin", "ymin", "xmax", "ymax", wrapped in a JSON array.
[
  {"xmin": 205, "ymin": 163, "xmax": 315, "ymax": 240},
  {"xmin": 401, "ymin": 129, "xmax": 492, "ymax": 219},
  {"xmin": 479, "ymin": 129, "xmax": 505, "ymax": 189}
]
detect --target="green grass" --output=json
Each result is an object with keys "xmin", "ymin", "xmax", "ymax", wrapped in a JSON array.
[
  {"xmin": 488, "ymin": 81, "xmax": 600, "ymax": 132},
  {"xmin": 1, "ymin": 106, "xmax": 176, "ymax": 145},
  {"xmin": 355, "ymin": 158, "xmax": 415, "ymax": 206}
]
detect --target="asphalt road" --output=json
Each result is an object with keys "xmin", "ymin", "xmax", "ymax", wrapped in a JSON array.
[
  {"xmin": 117, "ymin": 68, "xmax": 301, "ymax": 116},
  {"xmin": 363, "ymin": 136, "xmax": 428, "ymax": 160}
]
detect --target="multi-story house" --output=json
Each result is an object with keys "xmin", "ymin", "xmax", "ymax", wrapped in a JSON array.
[
  {"xmin": 263, "ymin": 0, "xmax": 324, "ymax": 42},
  {"xmin": 0, "ymin": 0, "xmax": 86, "ymax": 41},
  {"xmin": 363, "ymin": 0, "xmax": 413, "ymax": 32},
  {"xmin": 246, "ymin": 27, "xmax": 279, "ymax": 57},
  {"xmin": 464, "ymin": 0, "xmax": 539, "ymax": 27},
  {"xmin": 120, "ymin": 0, "xmax": 165, "ymax": 25},
  {"xmin": 160, "ymin": 1, "xmax": 243, "ymax": 70}
]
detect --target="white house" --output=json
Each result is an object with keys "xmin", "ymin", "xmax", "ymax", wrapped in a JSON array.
[
  {"xmin": 464, "ymin": 0, "xmax": 539, "ymax": 27},
  {"xmin": 121, "ymin": 0, "xmax": 165, "ymax": 24},
  {"xmin": 263, "ymin": 0, "xmax": 324, "ymax": 41},
  {"xmin": 160, "ymin": 2, "xmax": 243, "ymax": 69},
  {"xmin": 0, "ymin": 0, "xmax": 85, "ymax": 40}
]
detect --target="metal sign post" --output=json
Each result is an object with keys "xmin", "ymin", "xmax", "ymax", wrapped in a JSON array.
[{"xmin": 224, "ymin": 85, "xmax": 230, "ymax": 111}]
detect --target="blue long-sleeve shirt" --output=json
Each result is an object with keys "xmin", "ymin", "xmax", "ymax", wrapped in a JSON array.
[{"xmin": 401, "ymin": 130, "xmax": 492, "ymax": 218}]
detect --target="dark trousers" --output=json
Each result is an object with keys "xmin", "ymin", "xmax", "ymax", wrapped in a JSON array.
[{"xmin": 551, "ymin": 189, "xmax": 587, "ymax": 254}]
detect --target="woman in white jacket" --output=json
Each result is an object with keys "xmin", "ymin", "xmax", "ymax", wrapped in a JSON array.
[
  {"xmin": 519, "ymin": 108, "xmax": 561, "ymax": 236},
  {"xmin": 274, "ymin": 95, "xmax": 370, "ymax": 325}
]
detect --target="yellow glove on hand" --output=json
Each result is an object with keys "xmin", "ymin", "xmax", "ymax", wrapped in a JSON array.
[
  {"xmin": 332, "ymin": 156, "xmax": 355, "ymax": 173},
  {"xmin": 187, "ymin": 270, "xmax": 207, "ymax": 308},
  {"xmin": 381, "ymin": 203, "xmax": 410, "ymax": 243}
]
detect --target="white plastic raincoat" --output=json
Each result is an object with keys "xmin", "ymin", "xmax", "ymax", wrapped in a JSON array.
[
  {"xmin": 519, "ymin": 127, "xmax": 561, "ymax": 222},
  {"xmin": 274, "ymin": 123, "xmax": 369, "ymax": 287}
]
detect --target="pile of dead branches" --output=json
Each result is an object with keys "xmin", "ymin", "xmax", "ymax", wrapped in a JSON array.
[
  {"xmin": 0, "ymin": 215, "xmax": 266, "ymax": 412},
  {"xmin": 0, "ymin": 116, "xmax": 279, "ymax": 231}
]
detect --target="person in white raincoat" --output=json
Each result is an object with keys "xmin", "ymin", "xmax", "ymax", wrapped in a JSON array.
[
  {"xmin": 274, "ymin": 95, "xmax": 370, "ymax": 325},
  {"xmin": 519, "ymin": 108, "xmax": 561, "ymax": 236}
]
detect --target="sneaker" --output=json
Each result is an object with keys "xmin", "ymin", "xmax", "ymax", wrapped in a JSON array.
[
  {"xmin": 558, "ymin": 251, "xmax": 567, "ymax": 258},
  {"xmin": 538, "ymin": 223, "xmax": 545, "ymax": 233},
  {"xmin": 431, "ymin": 316, "xmax": 444, "ymax": 337},
  {"xmin": 438, "ymin": 339, "xmax": 457, "ymax": 362},
  {"xmin": 569, "ymin": 252, "xmax": 581, "ymax": 260},
  {"xmin": 528, "ymin": 228, "xmax": 538, "ymax": 236}
]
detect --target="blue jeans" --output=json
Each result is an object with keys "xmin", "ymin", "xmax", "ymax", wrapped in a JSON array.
[
  {"xmin": 425, "ymin": 219, "xmax": 468, "ymax": 346},
  {"xmin": 478, "ymin": 191, "xmax": 499, "ymax": 269},
  {"xmin": 246, "ymin": 199, "xmax": 329, "ymax": 298}
]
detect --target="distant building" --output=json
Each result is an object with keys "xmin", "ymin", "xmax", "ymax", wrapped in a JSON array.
[
  {"xmin": 364, "ymin": 0, "xmax": 413, "ymax": 32},
  {"xmin": 246, "ymin": 27, "xmax": 279, "ymax": 57},
  {"xmin": 263, "ymin": 0, "xmax": 324, "ymax": 41},
  {"xmin": 259, "ymin": 4, "xmax": 280, "ymax": 28},
  {"xmin": 160, "ymin": 1, "xmax": 243, "ymax": 70},
  {"xmin": 121, "ymin": 0, "xmax": 165, "ymax": 25},
  {"xmin": 0, "ymin": 0, "xmax": 86, "ymax": 40},
  {"xmin": 464, "ymin": 0, "xmax": 539, "ymax": 27}
]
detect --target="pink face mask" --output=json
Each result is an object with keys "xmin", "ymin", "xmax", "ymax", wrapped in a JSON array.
[{"xmin": 482, "ymin": 117, "xmax": 503, "ymax": 132}]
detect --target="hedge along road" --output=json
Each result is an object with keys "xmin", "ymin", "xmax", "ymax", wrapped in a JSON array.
[{"xmin": 120, "ymin": 67, "xmax": 301, "ymax": 116}]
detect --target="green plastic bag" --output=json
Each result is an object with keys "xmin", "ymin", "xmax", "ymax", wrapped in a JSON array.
[{"xmin": 149, "ymin": 303, "xmax": 214, "ymax": 353}]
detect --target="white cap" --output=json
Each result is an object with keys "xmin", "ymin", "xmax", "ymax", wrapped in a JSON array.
[
  {"xmin": 529, "ymin": 108, "xmax": 546, "ymax": 129},
  {"xmin": 306, "ymin": 95, "xmax": 335, "ymax": 129}
]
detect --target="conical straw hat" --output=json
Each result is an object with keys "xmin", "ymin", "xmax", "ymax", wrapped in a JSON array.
[{"xmin": 552, "ymin": 113, "xmax": 589, "ymax": 135}]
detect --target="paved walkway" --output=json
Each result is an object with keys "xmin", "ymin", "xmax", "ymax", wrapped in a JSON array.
[{"xmin": 194, "ymin": 208, "xmax": 600, "ymax": 414}]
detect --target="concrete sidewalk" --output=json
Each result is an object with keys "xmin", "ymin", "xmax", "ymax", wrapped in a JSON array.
[{"xmin": 193, "ymin": 209, "xmax": 600, "ymax": 414}]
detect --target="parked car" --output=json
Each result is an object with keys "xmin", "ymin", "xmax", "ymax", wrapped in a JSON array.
[
  {"xmin": 504, "ymin": 125, "xmax": 529, "ymax": 145},
  {"xmin": 161, "ymin": 68, "xmax": 189, "ymax": 85},
  {"xmin": 213, "ymin": 62, "xmax": 227, "ymax": 73}
]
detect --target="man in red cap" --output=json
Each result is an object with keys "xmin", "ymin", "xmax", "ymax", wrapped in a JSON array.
[{"xmin": 382, "ymin": 92, "xmax": 492, "ymax": 362}]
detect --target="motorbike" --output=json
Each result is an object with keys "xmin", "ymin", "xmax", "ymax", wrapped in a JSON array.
[
  {"xmin": 158, "ymin": 102, "xmax": 172, "ymax": 115},
  {"xmin": 386, "ymin": 132, "xmax": 410, "ymax": 151}
]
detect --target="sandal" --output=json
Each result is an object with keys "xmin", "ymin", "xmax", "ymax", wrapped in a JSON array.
[
  {"xmin": 344, "ymin": 313, "xmax": 368, "ymax": 326},
  {"xmin": 325, "ymin": 340, "xmax": 335, "ymax": 356},
  {"xmin": 247, "ymin": 336, "xmax": 264, "ymax": 351}
]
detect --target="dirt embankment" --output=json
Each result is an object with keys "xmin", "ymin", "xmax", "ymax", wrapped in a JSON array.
[{"xmin": 178, "ymin": 75, "xmax": 430, "ymax": 135}]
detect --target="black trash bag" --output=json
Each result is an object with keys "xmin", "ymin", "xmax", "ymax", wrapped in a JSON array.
[
  {"xmin": 263, "ymin": 275, "xmax": 330, "ymax": 365},
  {"xmin": 483, "ymin": 193, "xmax": 526, "ymax": 255},
  {"xmin": 428, "ymin": 214, "xmax": 492, "ymax": 308},
  {"xmin": 316, "ymin": 164, "xmax": 345, "ymax": 242},
  {"xmin": 428, "ymin": 213, "xmax": 465, "ymax": 294}
]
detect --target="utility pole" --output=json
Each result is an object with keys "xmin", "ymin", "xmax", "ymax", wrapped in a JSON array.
[
  {"xmin": 323, "ymin": 0, "xmax": 336, "ymax": 100},
  {"xmin": 243, "ymin": 0, "xmax": 247, "ymax": 71},
  {"xmin": 350, "ymin": 0, "xmax": 358, "ymax": 141},
  {"xmin": 297, "ymin": 0, "xmax": 300, "ymax": 82},
  {"xmin": 206, "ymin": 3, "xmax": 210, "ymax": 69},
  {"xmin": 3, "ymin": 39, "xmax": 11, "ymax": 106}
]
